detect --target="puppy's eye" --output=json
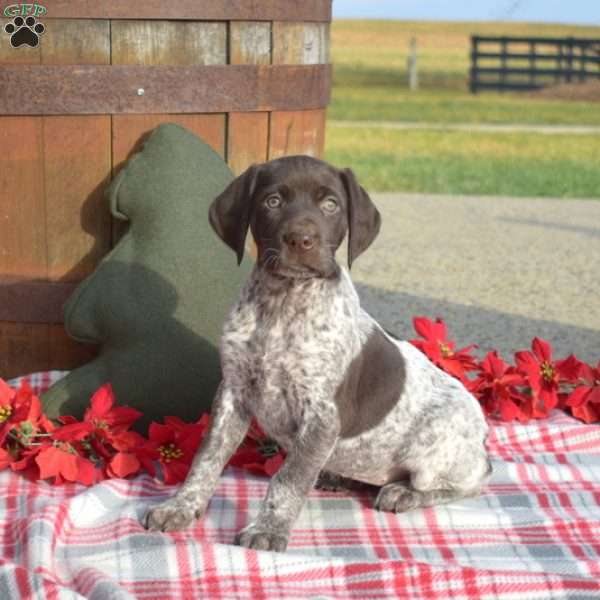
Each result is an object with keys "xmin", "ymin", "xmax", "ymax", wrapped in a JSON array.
[
  {"xmin": 265, "ymin": 194, "xmax": 281, "ymax": 209},
  {"xmin": 321, "ymin": 197, "xmax": 339, "ymax": 214}
]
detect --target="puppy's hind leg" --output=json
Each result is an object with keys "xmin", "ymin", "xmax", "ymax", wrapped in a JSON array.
[{"xmin": 374, "ymin": 457, "xmax": 492, "ymax": 513}]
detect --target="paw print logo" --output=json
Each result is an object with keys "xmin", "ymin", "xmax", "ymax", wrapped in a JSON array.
[{"xmin": 4, "ymin": 15, "xmax": 45, "ymax": 48}]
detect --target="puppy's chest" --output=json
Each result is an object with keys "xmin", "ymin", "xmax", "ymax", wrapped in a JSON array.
[{"xmin": 222, "ymin": 293, "xmax": 355, "ymax": 444}]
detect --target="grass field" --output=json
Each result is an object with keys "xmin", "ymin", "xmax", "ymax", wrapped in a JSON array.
[
  {"xmin": 327, "ymin": 125, "xmax": 600, "ymax": 196},
  {"xmin": 325, "ymin": 20, "xmax": 600, "ymax": 196}
]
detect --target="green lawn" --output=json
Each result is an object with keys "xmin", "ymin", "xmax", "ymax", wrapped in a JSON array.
[
  {"xmin": 331, "ymin": 87, "xmax": 600, "ymax": 126},
  {"xmin": 325, "ymin": 125, "xmax": 600, "ymax": 197},
  {"xmin": 326, "ymin": 20, "xmax": 600, "ymax": 196}
]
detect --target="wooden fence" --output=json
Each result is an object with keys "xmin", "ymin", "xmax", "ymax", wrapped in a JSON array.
[{"xmin": 470, "ymin": 36, "xmax": 600, "ymax": 92}]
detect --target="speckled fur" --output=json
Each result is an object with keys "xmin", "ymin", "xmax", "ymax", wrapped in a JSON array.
[{"xmin": 144, "ymin": 157, "xmax": 490, "ymax": 552}]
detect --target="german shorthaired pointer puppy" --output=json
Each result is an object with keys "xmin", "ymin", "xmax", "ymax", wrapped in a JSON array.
[{"xmin": 144, "ymin": 156, "xmax": 490, "ymax": 552}]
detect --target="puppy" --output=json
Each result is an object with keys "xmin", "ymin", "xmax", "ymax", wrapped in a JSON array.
[{"xmin": 144, "ymin": 156, "xmax": 490, "ymax": 552}]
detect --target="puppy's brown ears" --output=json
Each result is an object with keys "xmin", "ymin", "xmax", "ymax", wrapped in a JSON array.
[
  {"xmin": 340, "ymin": 168, "xmax": 381, "ymax": 268},
  {"xmin": 209, "ymin": 165, "xmax": 259, "ymax": 265}
]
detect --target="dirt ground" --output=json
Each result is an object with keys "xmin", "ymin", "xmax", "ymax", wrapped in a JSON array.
[{"xmin": 348, "ymin": 193, "xmax": 600, "ymax": 364}]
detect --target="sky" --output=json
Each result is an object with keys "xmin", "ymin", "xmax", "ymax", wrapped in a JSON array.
[{"xmin": 332, "ymin": 0, "xmax": 600, "ymax": 27}]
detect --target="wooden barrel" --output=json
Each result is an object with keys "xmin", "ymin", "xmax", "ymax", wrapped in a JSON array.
[{"xmin": 0, "ymin": 0, "xmax": 331, "ymax": 379}]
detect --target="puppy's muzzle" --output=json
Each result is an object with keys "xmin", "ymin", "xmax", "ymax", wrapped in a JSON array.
[
  {"xmin": 283, "ymin": 231, "xmax": 316, "ymax": 252},
  {"xmin": 281, "ymin": 218, "xmax": 321, "ymax": 256}
]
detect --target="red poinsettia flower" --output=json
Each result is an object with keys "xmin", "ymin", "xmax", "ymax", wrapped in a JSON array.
[
  {"xmin": 228, "ymin": 419, "xmax": 286, "ymax": 477},
  {"xmin": 470, "ymin": 351, "xmax": 527, "ymax": 421},
  {"xmin": 232, "ymin": 451, "xmax": 285, "ymax": 477},
  {"xmin": 566, "ymin": 360, "xmax": 600, "ymax": 424},
  {"xmin": 410, "ymin": 317, "xmax": 478, "ymax": 383},
  {"xmin": 11, "ymin": 389, "xmax": 55, "ymax": 441},
  {"xmin": 53, "ymin": 384, "xmax": 141, "ymax": 444},
  {"xmin": 147, "ymin": 418, "xmax": 206, "ymax": 484},
  {"xmin": 514, "ymin": 338, "xmax": 580, "ymax": 419},
  {"xmin": 0, "ymin": 379, "xmax": 43, "ymax": 446},
  {"xmin": 0, "ymin": 379, "xmax": 55, "ymax": 476}
]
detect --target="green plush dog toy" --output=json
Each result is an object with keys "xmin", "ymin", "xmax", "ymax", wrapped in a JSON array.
[{"xmin": 41, "ymin": 123, "xmax": 252, "ymax": 432}]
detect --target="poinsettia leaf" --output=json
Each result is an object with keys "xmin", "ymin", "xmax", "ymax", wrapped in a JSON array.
[
  {"xmin": 134, "ymin": 447, "xmax": 158, "ymax": 477},
  {"xmin": 108, "ymin": 452, "xmax": 140, "ymax": 479},
  {"xmin": 10, "ymin": 396, "xmax": 33, "ymax": 424},
  {"xmin": 52, "ymin": 422, "xmax": 93, "ymax": 442},
  {"xmin": 196, "ymin": 413, "xmax": 211, "ymax": 432},
  {"xmin": 163, "ymin": 416, "xmax": 187, "ymax": 431},
  {"xmin": 228, "ymin": 447, "xmax": 265, "ymax": 467},
  {"xmin": 263, "ymin": 454, "xmax": 285, "ymax": 476},
  {"xmin": 0, "ymin": 447, "xmax": 13, "ymax": 470},
  {"xmin": 440, "ymin": 357, "xmax": 468, "ymax": 381},
  {"xmin": 148, "ymin": 422, "xmax": 173, "ymax": 446},
  {"xmin": 531, "ymin": 337, "xmax": 552, "ymax": 363},
  {"xmin": 412, "ymin": 316, "xmax": 434, "ymax": 340},
  {"xmin": 89, "ymin": 435, "xmax": 113, "ymax": 460},
  {"xmin": 76, "ymin": 456, "xmax": 97, "ymax": 486},
  {"xmin": 87, "ymin": 383, "xmax": 115, "ymax": 420},
  {"xmin": 179, "ymin": 427, "xmax": 205, "ymax": 456},
  {"xmin": 484, "ymin": 351, "xmax": 509, "ymax": 378},
  {"xmin": 433, "ymin": 318, "xmax": 449, "ymax": 341},
  {"xmin": 162, "ymin": 460, "xmax": 191, "ymax": 485},
  {"xmin": 539, "ymin": 386, "xmax": 559, "ymax": 412},
  {"xmin": 239, "ymin": 462, "xmax": 270, "ymax": 476},
  {"xmin": 13, "ymin": 380, "xmax": 34, "ymax": 406},
  {"xmin": 587, "ymin": 386, "xmax": 600, "ymax": 406},
  {"xmin": 514, "ymin": 351, "xmax": 543, "ymax": 387},
  {"xmin": 0, "ymin": 378, "xmax": 15, "ymax": 404},
  {"xmin": 502, "ymin": 373, "xmax": 526, "ymax": 386},
  {"xmin": 456, "ymin": 344, "xmax": 478, "ymax": 357},
  {"xmin": 514, "ymin": 350, "xmax": 537, "ymax": 369},
  {"xmin": 110, "ymin": 430, "xmax": 146, "ymax": 452},
  {"xmin": 566, "ymin": 386, "xmax": 590, "ymax": 408},
  {"xmin": 571, "ymin": 401, "xmax": 600, "ymax": 424},
  {"xmin": 107, "ymin": 406, "xmax": 143, "ymax": 430},
  {"xmin": 36, "ymin": 446, "xmax": 79, "ymax": 483},
  {"xmin": 411, "ymin": 339, "xmax": 442, "ymax": 364},
  {"xmin": 555, "ymin": 354, "xmax": 583, "ymax": 383},
  {"xmin": 499, "ymin": 397, "xmax": 521, "ymax": 421},
  {"xmin": 9, "ymin": 446, "xmax": 38, "ymax": 471},
  {"xmin": 39, "ymin": 414, "xmax": 55, "ymax": 433}
]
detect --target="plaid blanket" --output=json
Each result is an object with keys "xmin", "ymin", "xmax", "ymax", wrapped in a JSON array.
[{"xmin": 2, "ymin": 371, "xmax": 599, "ymax": 599}]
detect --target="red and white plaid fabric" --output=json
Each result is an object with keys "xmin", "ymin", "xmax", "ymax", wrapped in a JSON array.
[{"xmin": 2, "ymin": 372, "xmax": 600, "ymax": 599}]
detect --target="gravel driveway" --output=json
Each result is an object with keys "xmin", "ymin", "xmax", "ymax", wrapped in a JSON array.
[{"xmin": 349, "ymin": 193, "xmax": 600, "ymax": 364}]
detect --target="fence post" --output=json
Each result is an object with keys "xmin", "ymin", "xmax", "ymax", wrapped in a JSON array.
[
  {"xmin": 556, "ymin": 42, "xmax": 563, "ymax": 84},
  {"xmin": 407, "ymin": 36, "xmax": 418, "ymax": 91},
  {"xmin": 529, "ymin": 40, "xmax": 536, "ymax": 88},
  {"xmin": 500, "ymin": 37, "xmax": 507, "ymax": 91},
  {"xmin": 566, "ymin": 37, "xmax": 574, "ymax": 83},
  {"xmin": 579, "ymin": 42, "xmax": 586, "ymax": 82},
  {"xmin": 470, "ymin": 36, "xmax": 479, "ymax": 93}
]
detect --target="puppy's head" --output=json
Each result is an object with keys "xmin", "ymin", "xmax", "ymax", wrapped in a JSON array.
[{"xmin": 209, "ymin": 156, "xmax": 380, "ymax": 278}]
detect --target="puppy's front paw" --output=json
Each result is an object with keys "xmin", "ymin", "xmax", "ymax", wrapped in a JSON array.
[
  {"xmin": 235, "ymin": 523, "xmax": 289, "ymax": 552},
  {"xmin": 144, "ymin": 499, "xmax": 203, "ymax": 532}
]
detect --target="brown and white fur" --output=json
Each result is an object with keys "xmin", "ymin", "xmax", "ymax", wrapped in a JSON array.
[{"xmin": 144, "ymin": 156, "xmax": 490, "ymax": 552}]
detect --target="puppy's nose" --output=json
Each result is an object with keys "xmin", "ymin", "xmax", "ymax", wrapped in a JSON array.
[{"xmin": 283, "ymin": 231, "xmax": 315, "ymax": 252}]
